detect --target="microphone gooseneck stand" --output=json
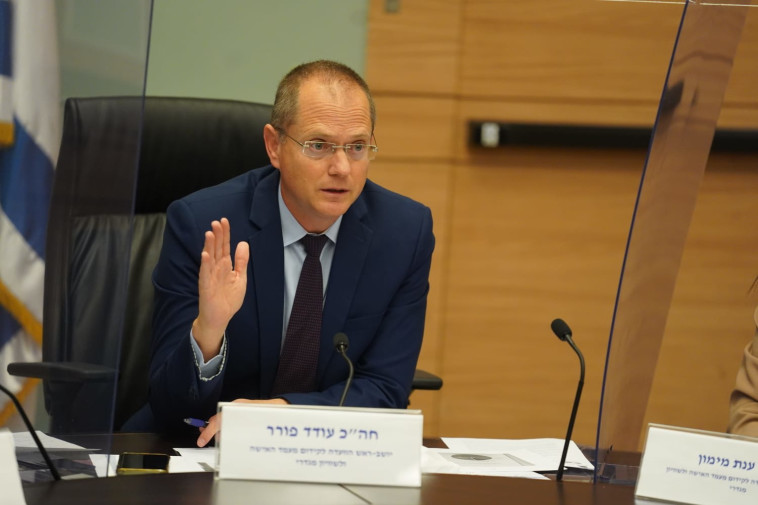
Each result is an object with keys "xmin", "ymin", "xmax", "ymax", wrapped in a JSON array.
[{"xmin": 550, "ymin": 318, "xmax": 585, "ymax": 482}]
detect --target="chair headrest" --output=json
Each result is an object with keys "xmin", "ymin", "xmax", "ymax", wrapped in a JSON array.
[
  {"xmin": 57, "ymin": 96, "xmax": 273, "ymax": 215},
  {"xmin": 137, "ymin": 97, "xmax": 273, "ymax": 213}
]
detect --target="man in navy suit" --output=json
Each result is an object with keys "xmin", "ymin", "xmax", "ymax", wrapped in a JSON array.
[{"xmin": 146, "ymin": 60, "xmax": 435, "ymax": 446}]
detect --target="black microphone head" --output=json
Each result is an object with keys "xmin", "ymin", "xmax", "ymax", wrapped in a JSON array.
[
  {"xmin": 551, "ymin": 318, "xmax": 572, "ymax": 341},
  {"xmin": 333, "ymin": 332, "xmax": 349, "ymax": 351}
]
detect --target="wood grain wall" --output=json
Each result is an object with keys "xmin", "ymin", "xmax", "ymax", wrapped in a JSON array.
[{"xmin": 365, "ymin": 0, "xmax": 758, "ymax": 450}]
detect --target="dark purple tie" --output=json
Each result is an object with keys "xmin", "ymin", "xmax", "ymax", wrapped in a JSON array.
[{"xmin": 271, "ymin": 234, "xmax": 328, "ymax": 396}]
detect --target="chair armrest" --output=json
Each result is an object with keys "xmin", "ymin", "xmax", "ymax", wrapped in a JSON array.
[
  {"xmin": 7, "ymin": 362, "xmax": 116, "ymax": 382},
  {"xmin": 412, "ymin": 368, "xmax": 443, "ymax": 391}
]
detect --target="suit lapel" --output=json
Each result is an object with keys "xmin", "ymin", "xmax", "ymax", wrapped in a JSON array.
[
  {"xmin": 318, "ymin": 195, "xmax": 372, "ymax": 381},
  {"xmin": 248, "ymin": 171, "xmax": 285, "ymax": 396}
]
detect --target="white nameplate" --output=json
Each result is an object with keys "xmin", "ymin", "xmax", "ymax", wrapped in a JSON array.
[
  {"xmin": 216, "ymin": 403, "xmax": 422, "ymax": 487},
  {"xmin": 636, "ymin": 424, "xmax": 758, "ymax": 505},
  {"xmin": 0, "ymin": 429, "xmax": 26, "ymax": 505}
]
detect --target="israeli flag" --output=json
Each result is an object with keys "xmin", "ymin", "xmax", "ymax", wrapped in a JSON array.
[{"xmin": 0, "ymin": 0, "xmax": 60, "ymax": 424}]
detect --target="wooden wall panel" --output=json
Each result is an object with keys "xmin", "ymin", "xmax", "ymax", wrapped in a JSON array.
[
  {"xmin": 366, "ymin": 0, "xmax": 462, "ymax": 95},
  {"xmin": 718, "ymin": 106, "xmax": 758, "ymax": 128},
  {"xmin": 723, "ymin": 7, "xmax": 758, "ymax": 108},
  {"xmin": 719, "ymin": 8, "xmax": 758, "ymax": 127},
  {"xmin": 459, "ymin": 2, "xmax": 758, "ymax": 126},
  {"xmin": 438, "ymin": 151, "xmax": 643, "ymax": 443},
  {"xmin": 460, "ymin": 1, "xmax": 683, "ymax": 104},
  {"xmin": 373, "ymin": 96, "xmax": 458, "ymax": 160}
]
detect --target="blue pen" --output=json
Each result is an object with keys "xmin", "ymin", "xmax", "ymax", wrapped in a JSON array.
[{"xmin": 183, "ymin": 417, "xmax": 209, "ymax": 428}]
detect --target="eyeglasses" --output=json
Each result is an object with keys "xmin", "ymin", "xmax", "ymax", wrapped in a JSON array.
[{"xmin": 277, "ymin": 129, "xmax": 378, "ymax": 161}]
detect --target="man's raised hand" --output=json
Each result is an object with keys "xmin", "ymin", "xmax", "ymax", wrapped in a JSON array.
[{"xmin": 193, "ymin": 217, "xmax": 249, "ymax": 360}]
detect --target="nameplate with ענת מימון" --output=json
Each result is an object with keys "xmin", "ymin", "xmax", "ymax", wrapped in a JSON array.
[
  {"xmin": 635, "ymin": 423, "xmax": 758, "ymax": 505},
  {"xmin": 215, "ymin": 403, "xmax": 423, "ymax": 487}
]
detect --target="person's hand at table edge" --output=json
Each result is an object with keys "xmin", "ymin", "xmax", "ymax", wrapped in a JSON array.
[{"xmin": 197, "ymin": 398, "xmax": 289, "ymax": 447}]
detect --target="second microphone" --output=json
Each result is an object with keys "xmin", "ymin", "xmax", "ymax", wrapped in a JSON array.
[{"xmin": 333, "ymin": 332, "xmax": 354, "ymax": 407}]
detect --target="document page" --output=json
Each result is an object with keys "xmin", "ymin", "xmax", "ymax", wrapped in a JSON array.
[
  {"xmin": 440, "ymin": 437, "xmax": 594, "ymax": 471},
  {"xmin": 13, "ymin": 430, "xmax": 87, "ymax": 450},
  {"xmin": 421, "ymin": 446, "xmax": 549, "ymax": 479}
]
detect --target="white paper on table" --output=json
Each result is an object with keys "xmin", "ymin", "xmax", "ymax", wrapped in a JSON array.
[
  {"xmin": 422, "ymin": 447, "xmax": 548, "ymax": 480},
  {"xmin": 89, "ymin": 454, "xmax": 119, "ymax": 477},
  {"xmin": 441, "ymin": 438, "xmax": 594, "ymax": 471},
  {"xmin": 426, "ymin": 447, "xmax": 556, "ymax": 472},
  {"xmin": 175, "ymin": 447, "xmax": 217, "ymax": 472},
  {"xmin": 12, "ymin": 430, "xmax": 88, "ymax": 450},
  {"xmin": 167, "ymin": 454, "xmax": 208, "ymax": 473},
  {"xmin": 0, "ymin": 430, "xmax": 27, "ymax": 505}
]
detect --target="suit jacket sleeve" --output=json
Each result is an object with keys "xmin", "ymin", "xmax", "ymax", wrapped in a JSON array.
[
  {"xmin": 728, "ymin": 306, "xmax": 758, "ymax": 437},
  {"xmin": 148, "ymin": 198, "xmax": 228, "ymax": 428}
]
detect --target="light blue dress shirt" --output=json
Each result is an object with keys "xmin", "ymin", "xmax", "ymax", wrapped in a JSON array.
[{"xmin": 190, "ymin": 182, "xmax": 341, "ymax": 379}]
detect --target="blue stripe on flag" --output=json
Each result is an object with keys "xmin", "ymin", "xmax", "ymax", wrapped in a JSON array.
[
  {"xmin": 0, "ymin": 305, "xmax": 21, "ymax": 349},
  {"xmin": 0, "ymin": 117, "xmax": 54, "ymax": 259},
  {"xmin": 0, "ymin": 1, "xmax": 10, "ymax": 77}
]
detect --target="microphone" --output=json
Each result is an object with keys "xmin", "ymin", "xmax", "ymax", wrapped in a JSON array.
[
  {"xmin": 550, "ymin": 318, "xmax": 585, "ymax": 481},
  {"xmin": 0, "ymin": 382, "xmax": 61, "ymax": 480},
  {"xmin": 332, "ymin": 332, "xmax": 354, "ymax": 407}
]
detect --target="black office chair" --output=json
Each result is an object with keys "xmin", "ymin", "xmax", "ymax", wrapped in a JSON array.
[
  {"xmin": 8, "ymin": 97, "xmax": 274, "ymax": 432},
  {"xmin": 9, "ymin": 96, "xmax": 441, "ymax": 433}
]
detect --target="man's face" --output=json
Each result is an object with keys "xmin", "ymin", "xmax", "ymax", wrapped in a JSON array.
[{"xmin": 266, "ymin": 78, "xmax": 372, "ymax": 233}]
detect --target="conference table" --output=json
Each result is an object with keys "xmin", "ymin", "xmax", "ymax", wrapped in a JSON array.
[{"xmin": 21, "ymin": 433, "xmax": 639, "ymax": 504}]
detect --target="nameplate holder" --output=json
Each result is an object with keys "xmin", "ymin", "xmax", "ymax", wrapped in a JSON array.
[
  {"xmin": 636, "ymin": 423, "xmax": 758, "ymax": 505},
  {"xmin": 216, "ymin": 403, "xmax": 423, "ymax": 487}
]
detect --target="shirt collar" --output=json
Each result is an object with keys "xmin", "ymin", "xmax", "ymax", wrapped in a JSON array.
[{"xmin": 278, "ymin": 182, "xmax": 341, "ymax": 247}]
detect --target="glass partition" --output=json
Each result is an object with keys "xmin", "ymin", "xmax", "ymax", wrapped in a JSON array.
[
  {"xmin": 5, "ymin": 0, "xmax": 152, "ymax": 482},
  {"xmin": 6, "ymin": 1, "xmax": 372, "ymax": 483},
  {"xmin": 595, "ymin": 0, "xmax": 755, "ymax": 484}
]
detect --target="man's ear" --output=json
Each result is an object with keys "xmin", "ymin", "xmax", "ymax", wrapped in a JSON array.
[{"xmin": 263, "ymin": 124, "xmax": 282, "ymax": 168}]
